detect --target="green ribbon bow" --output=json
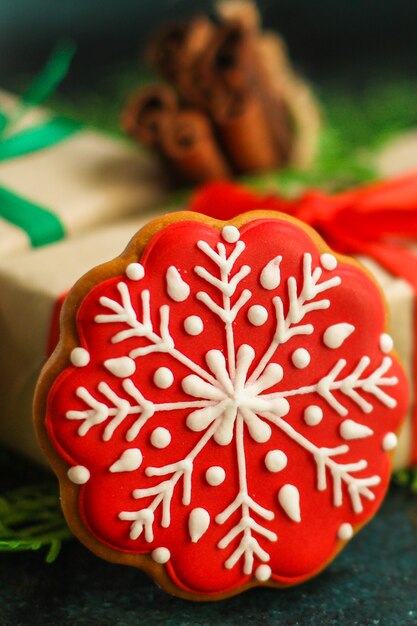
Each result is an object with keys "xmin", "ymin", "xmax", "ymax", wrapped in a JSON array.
[{"xmin": 0, "ymin": 41, "xmax": 82, "ymax": 248}]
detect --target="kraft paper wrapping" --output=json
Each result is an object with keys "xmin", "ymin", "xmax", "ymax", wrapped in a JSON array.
[
  {"xmin": 376, "ymin": 130, "xmax": 417, "ymax": 177},
  {"xmin": 0, "ymin": 91, "xmax": 168, "ymax": 255},
  {"xmin": 358, "ymin": 255, "xmax": 414, "ymax": 471},
  {"xmin": 0, "ymin": 213, "xmax": 163, "ymax": 464},
  {"xmin": 0, "ymin": 218, "xmax": 414, "ymax": 470}
]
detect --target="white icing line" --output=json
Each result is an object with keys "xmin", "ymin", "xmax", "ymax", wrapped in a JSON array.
[
  {"xmin": 248, "ymin": 254, "xmax": 341, "ymax": 383},
  {"xmin": 265, "ymin": 413, "xmax": 381, "ymax": 514},
  {"xmin": 216, "ymin": 415, "xmax": 277, "ymax": 575},
  {"xmin": 119, "ymin": 419, "xmax": 221, "ymax": 541}
]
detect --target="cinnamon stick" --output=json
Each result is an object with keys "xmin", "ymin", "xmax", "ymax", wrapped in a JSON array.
[
  {"xmin": 147, "ymin": 17, "xmax": 214, "ymax": 105},
  {"xmin": 161, "ymin": 110, "xmax": 231, "ymax": 183},
  {"xmin": 124, "ymin": 0, "xmax": 321, "ymax": 184},
  {"xmin": 213, "ymin": 7, "xmax": 294, "ymax": 165},
  {"xmin": 121, "ymin": 84, "xmax": 178, "ymax": 146},
  {"xmin": 211, "ymin": 88, "xmax": 279, "ymax": 173},
  {"xmin": 256, "ymin": 32, "xmax": 321, "ymax": 168},
  {"xmin": 192, "ymin": 21, "xmax": 281, "ymax": 171},
  {"xmin": 216, "ymin": 0, "xmax": 260, "ymax": 32},
  {"xmin": 200, "ymin": 22, "xmax": 254, "ymax": 93},
  {"xmin": 216, "ymin": 0, "xmax": 320, "ymax": 168}
]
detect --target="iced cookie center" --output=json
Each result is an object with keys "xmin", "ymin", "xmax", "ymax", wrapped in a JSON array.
[{"xmin": 183, "ymin": 345, "xmax": 289, "ymax": 446}]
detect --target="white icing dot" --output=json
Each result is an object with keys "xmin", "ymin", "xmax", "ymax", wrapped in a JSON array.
[
  {"xmin": 382, "ymin": 432, "xmax": 398, "ymax": 451},
  {"xmin": 247, "ymin": 304, "xmax": 268, "ymax": 327},
  {"xmin": 221, "ymin": 225, "xmax": 240, "ymax": 243},
  {"xmin": 265, "ymin": 450, "xmax": 288, "ymax": 473},
  {"xmin": 70, "ymin": 347, "xmax": 90, "ymax": 367},
  {"xmin": 255, "ymin": 564, "xmax": 272, "ymax": 582},
  {"xmin": 104, "ymin": 356, "xmax": 136, "ymax": 378},
  {"xmin": 150, "ymin": 427, "xmax": 171, "ymax": 449},
  {"xmin": 153, "ymin": 367, "xmax": 174, "ymax": 389},
  {"xmin": 184, "ymin": 315, "xmax": 204, "ymax": 336},
  {"xmin": 380, "ymin": 333, "xmax": 394, "ymax": 354},
  {"xmin": 125, "ymin": 263, "xmax": 144, "ymax": 281},
  {"xmin": 278, "ymin": 484, "xmax": 301, "ymax": 522},
  {"xmin": 304, "ymin": 405, "xmax": 323, "ymax": 426},
  {"xmin": 338, "ymin": 523, "xmax": 353, "ymax": 541},
  {"xmin": 323, "ymin": 323, "xmax": 355, "ymax": 349},
  {"xmin": 189, "ymin": 508, "xmax": 210, "ymax": 543},
  {"xmin": 205, "ymin": 466, "xmax": 226, "ymax": 486},
  {"xmin": 320, "ymin": 253, "xmax": 337, "ymax": 271},
  {"xmin": 67, "ymin": 465, "xmax": 90, "ymax": 485},
  {"xmin": 152, "ymin": 547, "xmax": 171, "ymax": 564},
  {"xmin": 291, "ymin": 348, "xmax": 310, "ymax": 369},
  {"xmin": 109, "ymin": 448, "xmax": 142, "ymax": 473}
]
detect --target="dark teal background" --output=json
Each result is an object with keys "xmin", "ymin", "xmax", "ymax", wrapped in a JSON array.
[
  {"xmin": 1, "ymin": 0, "xmax": 417, "ymax": 82},
  {"xmin": 1, "ymin": 487, "xmax": 416, "ymax": 625}
]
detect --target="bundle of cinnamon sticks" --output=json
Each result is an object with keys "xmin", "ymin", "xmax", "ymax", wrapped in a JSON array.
[{"xmin": 122, "ymin": 0, "xmax": 321, "ymax": 185}]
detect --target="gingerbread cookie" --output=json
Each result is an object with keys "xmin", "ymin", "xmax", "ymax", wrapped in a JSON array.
[{"xmin": 34, "ymin": 211, "xmax": 408, "ymax": 600}]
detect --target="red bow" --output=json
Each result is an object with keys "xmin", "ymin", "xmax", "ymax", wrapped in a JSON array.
[{"xmin": 190, "ymin": 172, "xmax": 417, "ymax": 463}]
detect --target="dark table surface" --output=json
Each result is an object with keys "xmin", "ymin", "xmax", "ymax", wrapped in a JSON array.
[{"xmin": 1, "ymin": 485, "xmax": 416, "ymax": 626}]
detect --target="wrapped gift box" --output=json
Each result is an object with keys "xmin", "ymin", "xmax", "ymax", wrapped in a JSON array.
[
  {"xmin": 358, "ymin": 255, "xmax": 414, "ymax": 470},
  {"xmin": 0, "ymin": 212, "xmax": 166, "ymax": 463},
  {"xmin": 376, "ymin": 130, "xmax": 417, "ymax": 177},
  {"xmin": 0, "ymin": 91, "xmax": 167, "ymax": 255}
]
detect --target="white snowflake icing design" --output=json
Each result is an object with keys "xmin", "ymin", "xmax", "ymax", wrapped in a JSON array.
[{"xmin": 66, "ymin": 225, "xmax": 400, "ymax": 577}]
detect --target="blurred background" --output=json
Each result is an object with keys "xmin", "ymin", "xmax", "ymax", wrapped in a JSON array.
[
  {"xmin": 0, "ymin": 0, "xmax": 416, "ymax": 183},
  {"xmin": 1, "ymin": 0, "xmax": 417, "ymax": 84}
]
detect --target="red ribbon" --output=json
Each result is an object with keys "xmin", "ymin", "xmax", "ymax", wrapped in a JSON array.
[{"xmin": 190, "ymin": 172, "xmax": 417, "ymax": 463}]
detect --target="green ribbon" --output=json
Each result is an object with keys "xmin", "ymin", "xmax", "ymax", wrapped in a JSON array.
[
  {"xmin": 0, "ymin": 116, "xmax": 81, "ymax": 163},
  {"xmin": 0, "ymin": 187, "xmax": 65, "ymax": 247},
  {"xmin": 0, "ymin": 41, "xmax": 81, "ymax": 247}
]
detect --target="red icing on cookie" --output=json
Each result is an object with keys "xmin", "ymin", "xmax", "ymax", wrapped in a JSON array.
[{"xmin": 40, "ymin": 213, "xmax": 408, "ymax": 599}]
